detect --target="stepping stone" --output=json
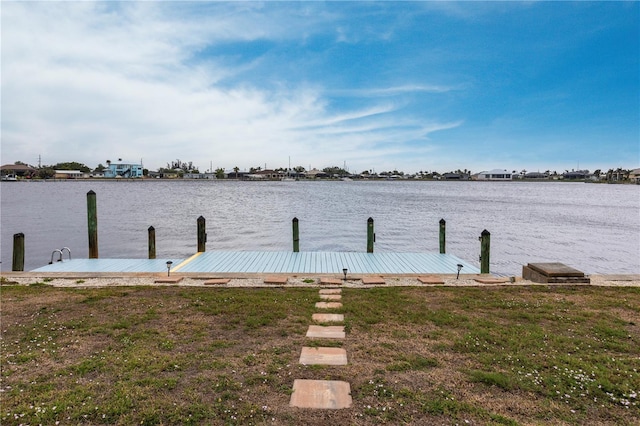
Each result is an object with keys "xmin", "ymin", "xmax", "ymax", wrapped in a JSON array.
[
  {"xmin": 154, "ymin": 276, "xmax": 183, "ymax": 284},
  {"xmin": 320, "ymin": 278, "xmax": 343, "ymax": 285},
  {"xmin": 204, "ymin": 278, "xmax": 231, "ymax": 285},
  {"xmin": 418, "ymin": 275, "xmax": 444, "ymax": 284},
  {"xmin": 474, "ymin": 277, "xmax": 510, "ymax": 284},
  {"xmin": 299, "ymin": 347, "xmax": 347, "ymax": 365},
  {"xmin": 306, "ymin": 325, "xmax": 345, "ymax": 339},
  {"xmin": 290, "ymin": 379, "xmax": 352, "ymax": 409},
  {"xmin": 264, "ymin": 275, "xmax": 288, "ymax": 284},
  {"xmin": 361, "ymin": 276, "xmax": 385, "ymax": 285},
  {"xmin": 315, "ymin": 302, "xmax": 343, "ymax": 309},
  {"xmin": 319, "ymin": 289, "xmax": 342, "ymax": 295},
  {"xmin": 312, "ymin": 313, "xmax": 344, "ymax": 323},
  {"xmin": 320, "ymin": 294, "xmax": 342, "ymax": 301}
]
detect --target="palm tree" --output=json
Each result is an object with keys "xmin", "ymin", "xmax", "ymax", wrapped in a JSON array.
[{"xmin": 233, "ymin": 166, "xmax": 240, "ymax": 179}]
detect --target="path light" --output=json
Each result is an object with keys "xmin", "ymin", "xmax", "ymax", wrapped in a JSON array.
[
  {"xmin": 343, "ymin": 268, "xmax": 348, "ymax": 281},
  {"xmin": 166, "ymin": 260, "xmax": 173, "ymax": 277},
  {"xmin": 456, "ymin": 264, "xmax": 463, "ymax": 279}
]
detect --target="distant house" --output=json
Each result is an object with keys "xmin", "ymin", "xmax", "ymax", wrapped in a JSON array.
[
  {"xmin": 305, "ymin": 169, "xmax": 329, "ymax": 179},
  {"xmin": 54, "ymin": 170, "xmax": 83, "ymax": 179},
  {"xmin": 629, "ymin": 168, "xmax": 640, "ymax": 184},
  {"xmin": 563, "ymin": 170, "xmax": 591, "ymax": 180},
  {"xmin": 442, "ymin": 172, "xmax": 470, "ymax": 180},
  {"xmin": 524, "ymin": 172, "xmax": 548, "ymax": 179},
  {"xmin": 184, "ymin": 173, "xmax": 216, "ymax": 179},
  {"xmin": 475, "ymin": 169, "xmax": 513, "ymax": 181},
  {"xmin": 1, "ymin": 164, "xmax": 36, "ymax": 178},
  {"xmin": 104, "ymin": 160, "xmax": 144, "ymax": 178}
]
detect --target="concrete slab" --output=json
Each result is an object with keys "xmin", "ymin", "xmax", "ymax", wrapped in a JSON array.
[
  {"xmin": 361, "ymin": 276, "xmax": 385, "ymax": 285},
  {"xmin": 526, "ymin": 263, "xmax": 585, "ymax": 277},
  {"xmin": 418, "ymin": 275, "xmax": 444, "ymax": 284},
  {"xmin": 290, "ymin": 379, "xmax": 352, "ymax": 409},
  {"xmin": 264, "ymin": 275, "xmax": 288, "ymax": 284},
  {"xmin": 306, "ymin": 325, "xmax": 345, "ymax": 339},
  {"xmin": 523, "ymin": 264, "xmax": 590, "ymax": 284},
  {"xmin": 154, "ymin": 276, "xmax": 184, "ymax": 284},
  {"xmin": 315, "ymin": 302, "xmax": 343, "ymax": 309},
  {"xmin": 320, "ymin": 278, "xmax": 343, "ymax": 285},
  {"xmin": 299, "ymin": 347, "xmax": 347, "ymax": 365},
  {"xmin": 312, "ymin": 313, "xmax": 344, "ymax": 323},
  {"xmin": 204, "ymin": 278, "xmax": 231, "ymax": 285},
  {"xmin": 320, "ymin": 294, "xmax": 342, "ymax": 301},
  {"xmin": 474, "ymin": 277, "xmax": 510, "ymax": 284},
  {"xmin": 319, "ymin": 289, "xmax": 342, "ymax": 295}
]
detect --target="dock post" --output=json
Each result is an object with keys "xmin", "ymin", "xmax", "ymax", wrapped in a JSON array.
[
  {"xmin": 367, "ymin": 217, "xmax": 375, "ymax": 253},
  {"xmin": 439, "ymin": 219, "xmax": 446, "ymax": 254},
  {"xmin": 480, "ymin": 229, "xmax": 490, "ymax": 274},
  {"xmin": 148, "ymin": 226, "xmax": 156, "ymax": 259},
  {"xmin": 197, "ymin": 216, "xmax": 206, "ymax": 252},
  {"xmin": 87, "ymin": 190, "xmax": 98, "ymax": 259},
  {"xmin": 292, "ymin": 217, "xmax": 300, "ymax": 252},
  {"xmin": 12, "ymin": 233, "xmax": 25, "ymax": 271}
]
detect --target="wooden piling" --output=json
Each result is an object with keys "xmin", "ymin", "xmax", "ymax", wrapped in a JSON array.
[
  {"xmin": 87, "ymin": 190, "xmax": 98, "ymax": 259},
  {"xmin": 12, "ymin": 233, "xmax": 25, "ymax": 271},
  {"xmin": 439, "ymin": 218, "xmax": 446, "ymax": 254},
  {"xmin": 148, "ymin": 226, "xmax": 156, "ymax": 259},
  {"xmin": 197, "ymin": 216, "xmax": 206, "ymax": 252},
  {"xmin": 292, "ymin": 217, "xmax": 300, "ymax": 252},
  {"xmin": 367, "ymin": 217, "xmax": 375, "ymax": 253},
  {"xmin": 480, "ymin": 229, "xmax": 490, "ymax": 274}
]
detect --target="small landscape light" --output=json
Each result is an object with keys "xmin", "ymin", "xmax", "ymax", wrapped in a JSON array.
[
  {"xmin": 456, "ymin": 264, "xmax": 463, "ymax": 279},
  {"xmin": 343, "ymin": 268, "xmax": 348, "ymax": 281},
  {"xmin": 166, "ymin": 260, "xmax": 173, "ymax": 277}
]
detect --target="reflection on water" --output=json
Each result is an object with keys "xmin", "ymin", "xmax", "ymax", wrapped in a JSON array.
[{"xmin": 1, "ymin": 180, "xmax": 639, "ymax": 275}]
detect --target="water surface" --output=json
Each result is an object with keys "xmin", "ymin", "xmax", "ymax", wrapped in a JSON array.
[{"xmin": 1, "ymin": 180, "xmax": 638, "ymax": 275}]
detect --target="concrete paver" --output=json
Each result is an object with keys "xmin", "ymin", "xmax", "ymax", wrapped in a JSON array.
[
  {"xmin": 319, "ymin": 289, "xmax": 342, "ymax": 295},
  {"xmin": 418, "ymin": 275, "xmax": 444, "ymax": 284},
  {"xmin": 319, "ymin": 278, "xmax": 343, "ymax": 285},
  {"xmin": 306, "ymin": 325, "xmax": 345, "ymax": 339},
  {"xmin": 264, "ymin": 275, "xmax": 288, "ymax": 284},
  {"xmin": 315, "ymin": 302, "xmax": 343, "ymax": 309},
  {"xmin": 361, "ymin": 276, "xmax": 385, "ymax": 284},
  {"xmin": 319, "ymin": 294, "xmax": 342, "ymax": 301},
  {"xmin": 299, "ymin": 347, "xmax": 348, "ymax": 365},
  {"xmin": 203, "ymin": 278, "xmax": 231, "ymax": 285},
  {"xmin": 290, "ymin": 379, "xmax": 352, "ymax": 409},
  {"xmin": 312, "ymin": 313, "xmax": 344, "ymax": 323}
]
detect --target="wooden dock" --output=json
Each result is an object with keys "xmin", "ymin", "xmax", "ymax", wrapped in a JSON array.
[{"xmin": 30, "ymin": 251, "xmax": 480, "ymax": 275}]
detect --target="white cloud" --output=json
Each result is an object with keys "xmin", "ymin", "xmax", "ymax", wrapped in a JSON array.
[{"xmin": 1, "ymin": 2, "xmax": 465, "ymax": 173}]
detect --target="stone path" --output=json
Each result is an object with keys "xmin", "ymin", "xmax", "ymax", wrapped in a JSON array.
[{"xmin": 290, "ymin": 285, "xmax": 352, "ymax": 409}]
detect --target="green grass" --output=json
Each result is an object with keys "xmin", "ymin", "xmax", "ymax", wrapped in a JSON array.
[{"xmin": 1, "ymin": 284, "xmax": 638, "ymax": 425}]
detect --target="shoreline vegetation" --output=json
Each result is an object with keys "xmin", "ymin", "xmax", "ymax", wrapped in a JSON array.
[{"xmin": 1, "ymin": 276, "xmax": 638, "ymax": 425}]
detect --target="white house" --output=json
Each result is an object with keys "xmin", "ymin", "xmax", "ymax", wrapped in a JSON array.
[{"xmin": 475, "ymin": 169, "xmax": 513, "ymax": 181}]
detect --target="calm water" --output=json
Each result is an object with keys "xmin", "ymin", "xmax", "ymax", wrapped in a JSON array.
[{"xmin": 1, "ymin": 180, "xmax": 639, "ymax": 275}]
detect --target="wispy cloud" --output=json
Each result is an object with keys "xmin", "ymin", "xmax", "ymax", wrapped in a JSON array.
[{"xmin": 2, "ymin": 2, "xmax": 637, "ymax": 173}]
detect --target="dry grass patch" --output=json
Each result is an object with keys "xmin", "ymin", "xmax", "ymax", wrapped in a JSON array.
[{"xmin": 1, "ymin": 284, "xmax": 638, "ymax": 425}]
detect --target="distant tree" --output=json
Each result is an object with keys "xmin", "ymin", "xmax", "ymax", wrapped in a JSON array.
[
  {"xmin": 215, "ymin": 168, "xmax": 226, "ymax": 179},
  {"xmin": 293, "ymin": 166, "xmax": 306, "ymax": 173},
  {"xmin": 53, "ymin": 162, "xmax": 90, "ymax": 172},
  {"xmin": 233, "ymin": 166, "xmax": 240, "ymax": 179},
  {"xmin": 37, "ymin": 166, "xmax": 55, "ymax": 179},
  {"xmin": 94, "ymin": 163, "xmax": 106, "ymax": 172},
  {"xmin": 143, "ymin": 168, "xmax": 149, "ymax": 177}
]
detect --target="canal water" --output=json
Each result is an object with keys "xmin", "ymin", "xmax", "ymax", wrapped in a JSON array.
[{"xmin": 1, "ymin": 180, "xmax": 638, "ymax": 275}]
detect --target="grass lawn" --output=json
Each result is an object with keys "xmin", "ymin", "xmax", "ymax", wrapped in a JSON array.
[{"xmin": 1, "ymin": 283, "xmax": 638, "ymax": 425}]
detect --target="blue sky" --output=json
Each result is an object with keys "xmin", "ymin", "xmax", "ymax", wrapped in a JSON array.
[{"xmin": 2, "ymin": 1, "xmax": 638, "ymax": 174}]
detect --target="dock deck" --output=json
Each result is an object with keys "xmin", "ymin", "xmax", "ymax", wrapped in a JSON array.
[{"xmin": 30, "ymin": 251, "xmax": 480, "ymax": 275}]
